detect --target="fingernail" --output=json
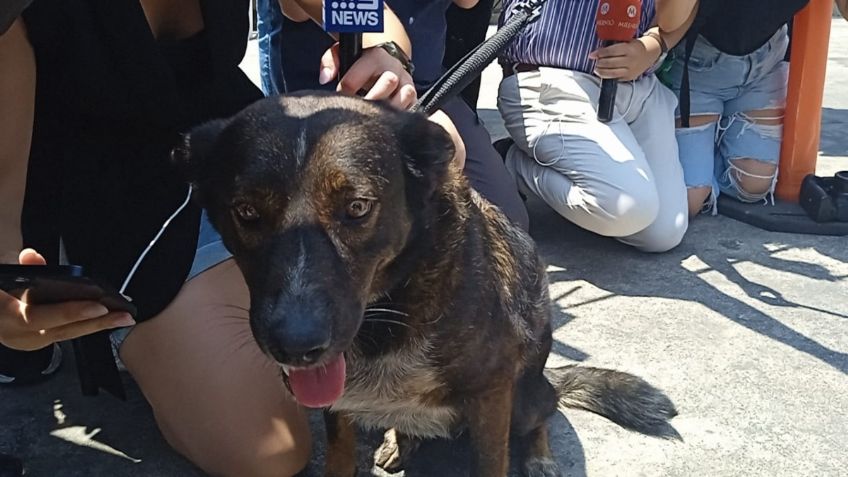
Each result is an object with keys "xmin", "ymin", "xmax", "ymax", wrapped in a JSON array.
[
  {"xmin": 111, "ymin": 313, "xmax": 136, "ymax": 327},
  {"xmin": 82, "ymin": 304, "xmax": 109, "ymax": 319},
  {"xmin": 318, "ymin": 67, "xmax": 334, "ymax": 85}
]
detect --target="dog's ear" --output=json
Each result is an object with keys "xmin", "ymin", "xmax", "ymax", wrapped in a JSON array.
[
  {"xmin": 171, "ymin": 119, "xmax": 229, "ymax": 205},
  {"xmin": 396, "ymin": 112, "xmax": 456, "ymax": 198}
]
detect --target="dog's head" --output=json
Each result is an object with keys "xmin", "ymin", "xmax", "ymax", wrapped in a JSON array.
[{"xmin": 173, "ymin": 93, "xmax": 455, "ymax": 406}]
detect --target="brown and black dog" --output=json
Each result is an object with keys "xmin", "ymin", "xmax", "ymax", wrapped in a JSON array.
[{"xmin": 174, "ymin": 92, "xmax": 677, "ymax": 477}]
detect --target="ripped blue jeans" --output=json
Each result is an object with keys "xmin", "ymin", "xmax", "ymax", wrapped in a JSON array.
[{"xmin": 660, "ymin": 26, "xmax": 789, "ymax": 214}]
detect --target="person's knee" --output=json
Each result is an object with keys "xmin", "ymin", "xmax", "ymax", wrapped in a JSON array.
[
  {"xmin": 572, "ymin": 182, "xmax": 659, "ymax": 238},
  {"xmin": 156, "ymin": 407, "xmax": 312, "ymax": 477},
  {"xmin": 631, "ymin": 215, "xmax": 688, "ymax": 253},
  {"xmin": 595, "ymin": 183, "xmax": 660, "ymax": 237},
  {"xmin": 730, "ymin": 158, "xmax": 777, "ymax": 196},
  {"xmin": 687, "ymin": 186, "xmax": 712, "ymax": 217},
  {"xmin": 208, "ymin": 451, "xmax": 310, "ymax": 477},
  {"xmin": 638, "ymin": 232, "xmax": 685, "ymax": 253},
  {"xmin": 219, "ymin": 443, "xmax": 311, "ymax": 477},
  {"xmin": 722, "ymin": 109, "xmax": 782, "ymax": 201}
]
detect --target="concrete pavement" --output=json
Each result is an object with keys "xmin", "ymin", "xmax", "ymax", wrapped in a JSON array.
[{"xmin": 2, "ymin": 19, "xmax": 847, "ymax": 477}]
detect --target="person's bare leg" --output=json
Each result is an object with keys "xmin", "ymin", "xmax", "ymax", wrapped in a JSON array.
[
  {"xmin": 0, "ymin": 18, "xmax": 35, "ymax": 262},
  {"xmin": 687, "ymin": 186, "xmax": 712, "ymax": 217},
  {"xmin": 120, "ymin": 260, "xmax": 311, "ymax": 477},
  {"xmin": 727, "ymin": 108, "xmax": 783, "ymax": 196}
]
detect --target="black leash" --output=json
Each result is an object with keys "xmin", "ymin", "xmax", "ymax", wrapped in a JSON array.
[{"xmin": 413, "ymin": 0, "xmax": 549, "ymax": 116}]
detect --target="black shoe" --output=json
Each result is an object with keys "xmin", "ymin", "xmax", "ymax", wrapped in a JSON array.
[
  {"xmin": 0, "ymin": 343, "xmax": 62, "ymax": 385},
  {"xmin": 0, "ymin": 454, "xmax": 23, "ymax": 477}
]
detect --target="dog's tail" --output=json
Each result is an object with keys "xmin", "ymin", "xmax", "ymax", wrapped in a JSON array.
[{"xmin": 544, "ymin": 365, "xmax": 679, "ymax": 439}]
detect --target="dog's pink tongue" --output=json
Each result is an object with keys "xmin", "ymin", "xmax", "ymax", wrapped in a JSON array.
[{"xmin": 287, "ymin": 354, "xmax": 346, "ymax": 408}]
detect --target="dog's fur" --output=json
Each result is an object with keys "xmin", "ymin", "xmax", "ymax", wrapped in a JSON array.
[{"xmin": 174, "ymin": 93, "xmax": 677, "ymax": 477}]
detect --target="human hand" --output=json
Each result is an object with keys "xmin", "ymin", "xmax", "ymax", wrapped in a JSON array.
[
  {"xmin": 0, "ymin": 248, "xmax": 135, "ymax": 351},
  {"xmin": 320, "ymin": 43, "xmax": 417, "ymax": 109},
  {"xmin": 589, "ymin": 36, "xmax": 663, "ymax": 81},
  {"xmin": 427, "ymin": 111, "xmax": 466, "ymax": 169}
]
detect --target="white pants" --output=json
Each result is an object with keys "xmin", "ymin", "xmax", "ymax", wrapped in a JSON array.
[{"xmin": 498, "ymin": 67, "xmax": 688, "ymax": 252}]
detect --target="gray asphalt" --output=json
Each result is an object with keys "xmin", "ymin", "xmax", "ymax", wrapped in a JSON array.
[{"xmin": 2, "ymin": 19, "xmax": 847, "ymax": 477}]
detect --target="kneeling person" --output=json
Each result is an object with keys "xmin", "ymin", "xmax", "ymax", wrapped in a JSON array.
[{"xmin": 497, "ymin": 0, "xmax": 692, "ymax": 252}]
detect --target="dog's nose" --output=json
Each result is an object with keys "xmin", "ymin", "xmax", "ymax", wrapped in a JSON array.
[
  {"xmin": 298, "ymin": 345, "xmax": 329, "ymax": 365},
  {"xmin": 265, "ymin": 317, "xmax": 332, "ymax": 366},
  {"xmin": 276, "ymin": 338, "xmax": 330, "ymax": 366},
  {"xmin": 255, "ymin": 291, "xmax": 336, "ymax": 366}
]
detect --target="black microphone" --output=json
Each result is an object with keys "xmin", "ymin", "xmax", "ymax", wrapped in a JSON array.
[
  {"xmin": 595, "ymin": 0, "xmax": 642, "ymax": 122},
  {"xmin": 324, "ymin": 0, "xmax": 385, "ymax": 79}
]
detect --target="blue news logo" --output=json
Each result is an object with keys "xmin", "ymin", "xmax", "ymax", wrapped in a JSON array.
[{"xmin": 324, "ymin": 0, "xmax": 384, "ymax": 33}]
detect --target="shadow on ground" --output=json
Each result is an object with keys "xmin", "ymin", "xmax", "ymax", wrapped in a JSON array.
[
  {"xmin": 3, "ymin": 357, "xmax": 203, "ymax": 477},
  {"xmin": 297, "ymin": 411, "xmax": 586, "ymax": 477},
  {"xmin": 820, "ymin": 108, "xmax": 848, "ymax": 157},
  {"xmin": 528, "ymin": 197, "xmax": 848, "ymax": 376}
]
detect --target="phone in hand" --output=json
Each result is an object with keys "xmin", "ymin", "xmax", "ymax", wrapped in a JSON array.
[
  {"xmin": 0, "ymin": 264, "xmax": 133, "ymax": 399},
  {"xmin": 0, "ymin": 264, "xmax": 136, "ymax": 317}
]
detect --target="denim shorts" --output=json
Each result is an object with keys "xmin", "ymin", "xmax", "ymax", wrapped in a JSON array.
[
  {"xmin": 186, "ymin": 210, "xmax": 234, "ymax": 280},
  {"xmin": 660, "ymin": 26, "xmax": 789, "ymax": 212},
  {"xmin": 110, "ymin": 210, "xmax": 233, "ymax": 353}
]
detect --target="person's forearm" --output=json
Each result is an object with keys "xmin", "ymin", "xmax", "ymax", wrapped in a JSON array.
[
  {"xmin": 0, "ymin": 19, "xmax": 35, "ymax": 261},
  {"xmin": 287, "ymin": 0, "xmax": 411, "ymax": 56},
  {"xmin": 655, "ymin": 0, "xmax": 698, "ymax": 33},
  {"xmin": 279, "ymin": 0, "xmax": 311, "ymax": 21}
]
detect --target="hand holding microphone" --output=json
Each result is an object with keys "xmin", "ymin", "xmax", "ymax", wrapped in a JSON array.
[
  {"xmin": 321, "ymin": 0, "xmax": 416, "ymax": 108},
  {"xmin": 592, "ymin": 0, "xmax": 642, "ymax": 122}
]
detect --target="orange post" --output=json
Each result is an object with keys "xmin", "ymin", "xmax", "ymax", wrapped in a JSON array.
[{"xmin": 776, "ymin": 0, "xmax": 833, "ymax": 202}]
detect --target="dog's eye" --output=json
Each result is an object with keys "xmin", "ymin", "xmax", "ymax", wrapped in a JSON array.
[
  {"xmin": 234, "ymin": 203, "xmax": 260, "ymax": 223},
  {"xmin": 345, "ymin": 199, "xmax": 372, "ymax": 219}
]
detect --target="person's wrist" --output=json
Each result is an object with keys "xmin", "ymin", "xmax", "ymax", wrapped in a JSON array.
[
  {"xmin": 644, "ymin": 31, "xmax": 668, "ymax": 55},
  {"xmin": 638, "ymin": 34, "xmax": 665, "ymax": 67},
  {"xmin": 368, "ymin": 41, "xmax": 415, "ymax": 75}
]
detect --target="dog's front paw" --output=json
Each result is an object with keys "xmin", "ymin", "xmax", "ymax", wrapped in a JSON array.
[
  {"xmin": 523, "ymin": 456, "xmax": 562, "ymax": 477},
  {"xmin": 374, "ymin": 428, "xmax": 419, "ymax": 472}
]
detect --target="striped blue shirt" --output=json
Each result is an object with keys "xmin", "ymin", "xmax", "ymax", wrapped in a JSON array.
[{"xmin": 500, "ymin": 0, "xmax": 656, "ymax": 74}]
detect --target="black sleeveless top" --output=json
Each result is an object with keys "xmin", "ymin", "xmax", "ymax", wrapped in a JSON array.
[
  {"xmin": 0, "ymin": 0, "xmax": 33, "ymax": 33},
  {"xmin": 698, "ymin": 0, "xmax": 809, "ymax": 56},
  {"xmin": 676, "ymin": 0, "xmax": 809, "ymax": 126},
  {"xmin": 22, "ymin": 0, "xmax": 261, "ymax": 320},
  {"xmin": 21, "ymin": 0, "xmax": 262, "ymax": 396}
]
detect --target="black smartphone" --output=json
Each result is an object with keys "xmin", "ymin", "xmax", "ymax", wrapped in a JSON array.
[
  {"xmin": 0, "ymin": 264, "xmax": 136, "ymax": 317},
  {"xmin": 0, "ymin": 264, "xmax": 133, "ymax": 399}
]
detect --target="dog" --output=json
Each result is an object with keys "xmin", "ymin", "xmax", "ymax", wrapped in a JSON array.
[{"xmin": 173, "ymin": 92, "xmax": 677, "ymax": 477}]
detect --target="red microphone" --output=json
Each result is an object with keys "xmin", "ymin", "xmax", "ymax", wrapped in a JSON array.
[{"xmin": 595, "ymin": 0, "xmax": 642, "ymax": 122}]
